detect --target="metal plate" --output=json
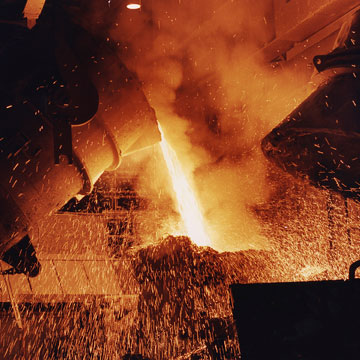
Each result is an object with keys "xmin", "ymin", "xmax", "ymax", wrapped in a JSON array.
[{"xmin": 231, "ymin": 279, "xmax": 360, "ymax": 360}]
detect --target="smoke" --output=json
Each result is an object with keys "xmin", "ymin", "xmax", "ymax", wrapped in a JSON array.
[{"xmin": 99, "ymin": 0, "xmax": 311, "ymax": 251}]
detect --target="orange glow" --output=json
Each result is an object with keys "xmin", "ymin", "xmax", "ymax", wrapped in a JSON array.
[
  {"xmin": 158, "ymin": 123, "xmax": 211, "ymax": 247},
  {"xmin": 23, "ymin": 0, "xmax": 46, "ymax": 28},
  {"xmin": 126, "ymin": 3, "xmax": 141, "ymax": 10}
]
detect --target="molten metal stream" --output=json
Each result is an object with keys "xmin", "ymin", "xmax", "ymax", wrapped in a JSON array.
[{"xmin": 158, "ymin": 123, "xmax": 211, "ymax": 247}]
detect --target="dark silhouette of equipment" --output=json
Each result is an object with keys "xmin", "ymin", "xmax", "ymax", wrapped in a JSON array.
[
  {"xmin": 262, "ymin": 10, "xmax": 360, "ymax": 201},
  {"xmin": 231, "ymin": 261, "xmax": 360, "ymax": 360},
  {"xmin": 1, "ymin": 235, "xmax": 40, "ymax": 277}
]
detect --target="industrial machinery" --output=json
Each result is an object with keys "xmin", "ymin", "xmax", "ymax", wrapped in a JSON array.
[
  {"xmin": 230, "ymin": 9, "xmax": 360, "ymax": 360},
  {"xmin": 231, "ymin": 261, "xmax": 360, "ymax": 360},
  {"xmin": 0, "ymin": 1, "xmax": 160, "ymax": 275},
  {"xmin": 262, "ymin": 10, "xmax": 360, "ymax": 201}
]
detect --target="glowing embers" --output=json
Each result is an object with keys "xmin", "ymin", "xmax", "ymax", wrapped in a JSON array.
[
  {"xmin": 158, "ymin": 123, "xmax": 211, "ymax": 247},
  {"xmin": 126, "ymin": 0, "xmax": 141, "ymax": 10}
]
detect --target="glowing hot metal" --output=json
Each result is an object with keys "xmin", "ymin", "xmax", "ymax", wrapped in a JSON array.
[{"xmin": 158, "ymin": 123, "xmax": 211, "ymax": 247}]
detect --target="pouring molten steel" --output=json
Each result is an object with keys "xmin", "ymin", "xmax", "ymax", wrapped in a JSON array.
[{"xmin": 158, "ymin": 123, "xmax": 211, "ymax": 247}]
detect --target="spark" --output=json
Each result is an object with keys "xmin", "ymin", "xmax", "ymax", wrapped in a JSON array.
[{"xmin": 158, "ymin": 123, "xmax": 211, "ymax": 247}]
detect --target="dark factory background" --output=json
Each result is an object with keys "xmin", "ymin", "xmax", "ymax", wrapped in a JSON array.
[{"xmin": 2, "ymin": 0, "xmax": 360, "ymax": 359}]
